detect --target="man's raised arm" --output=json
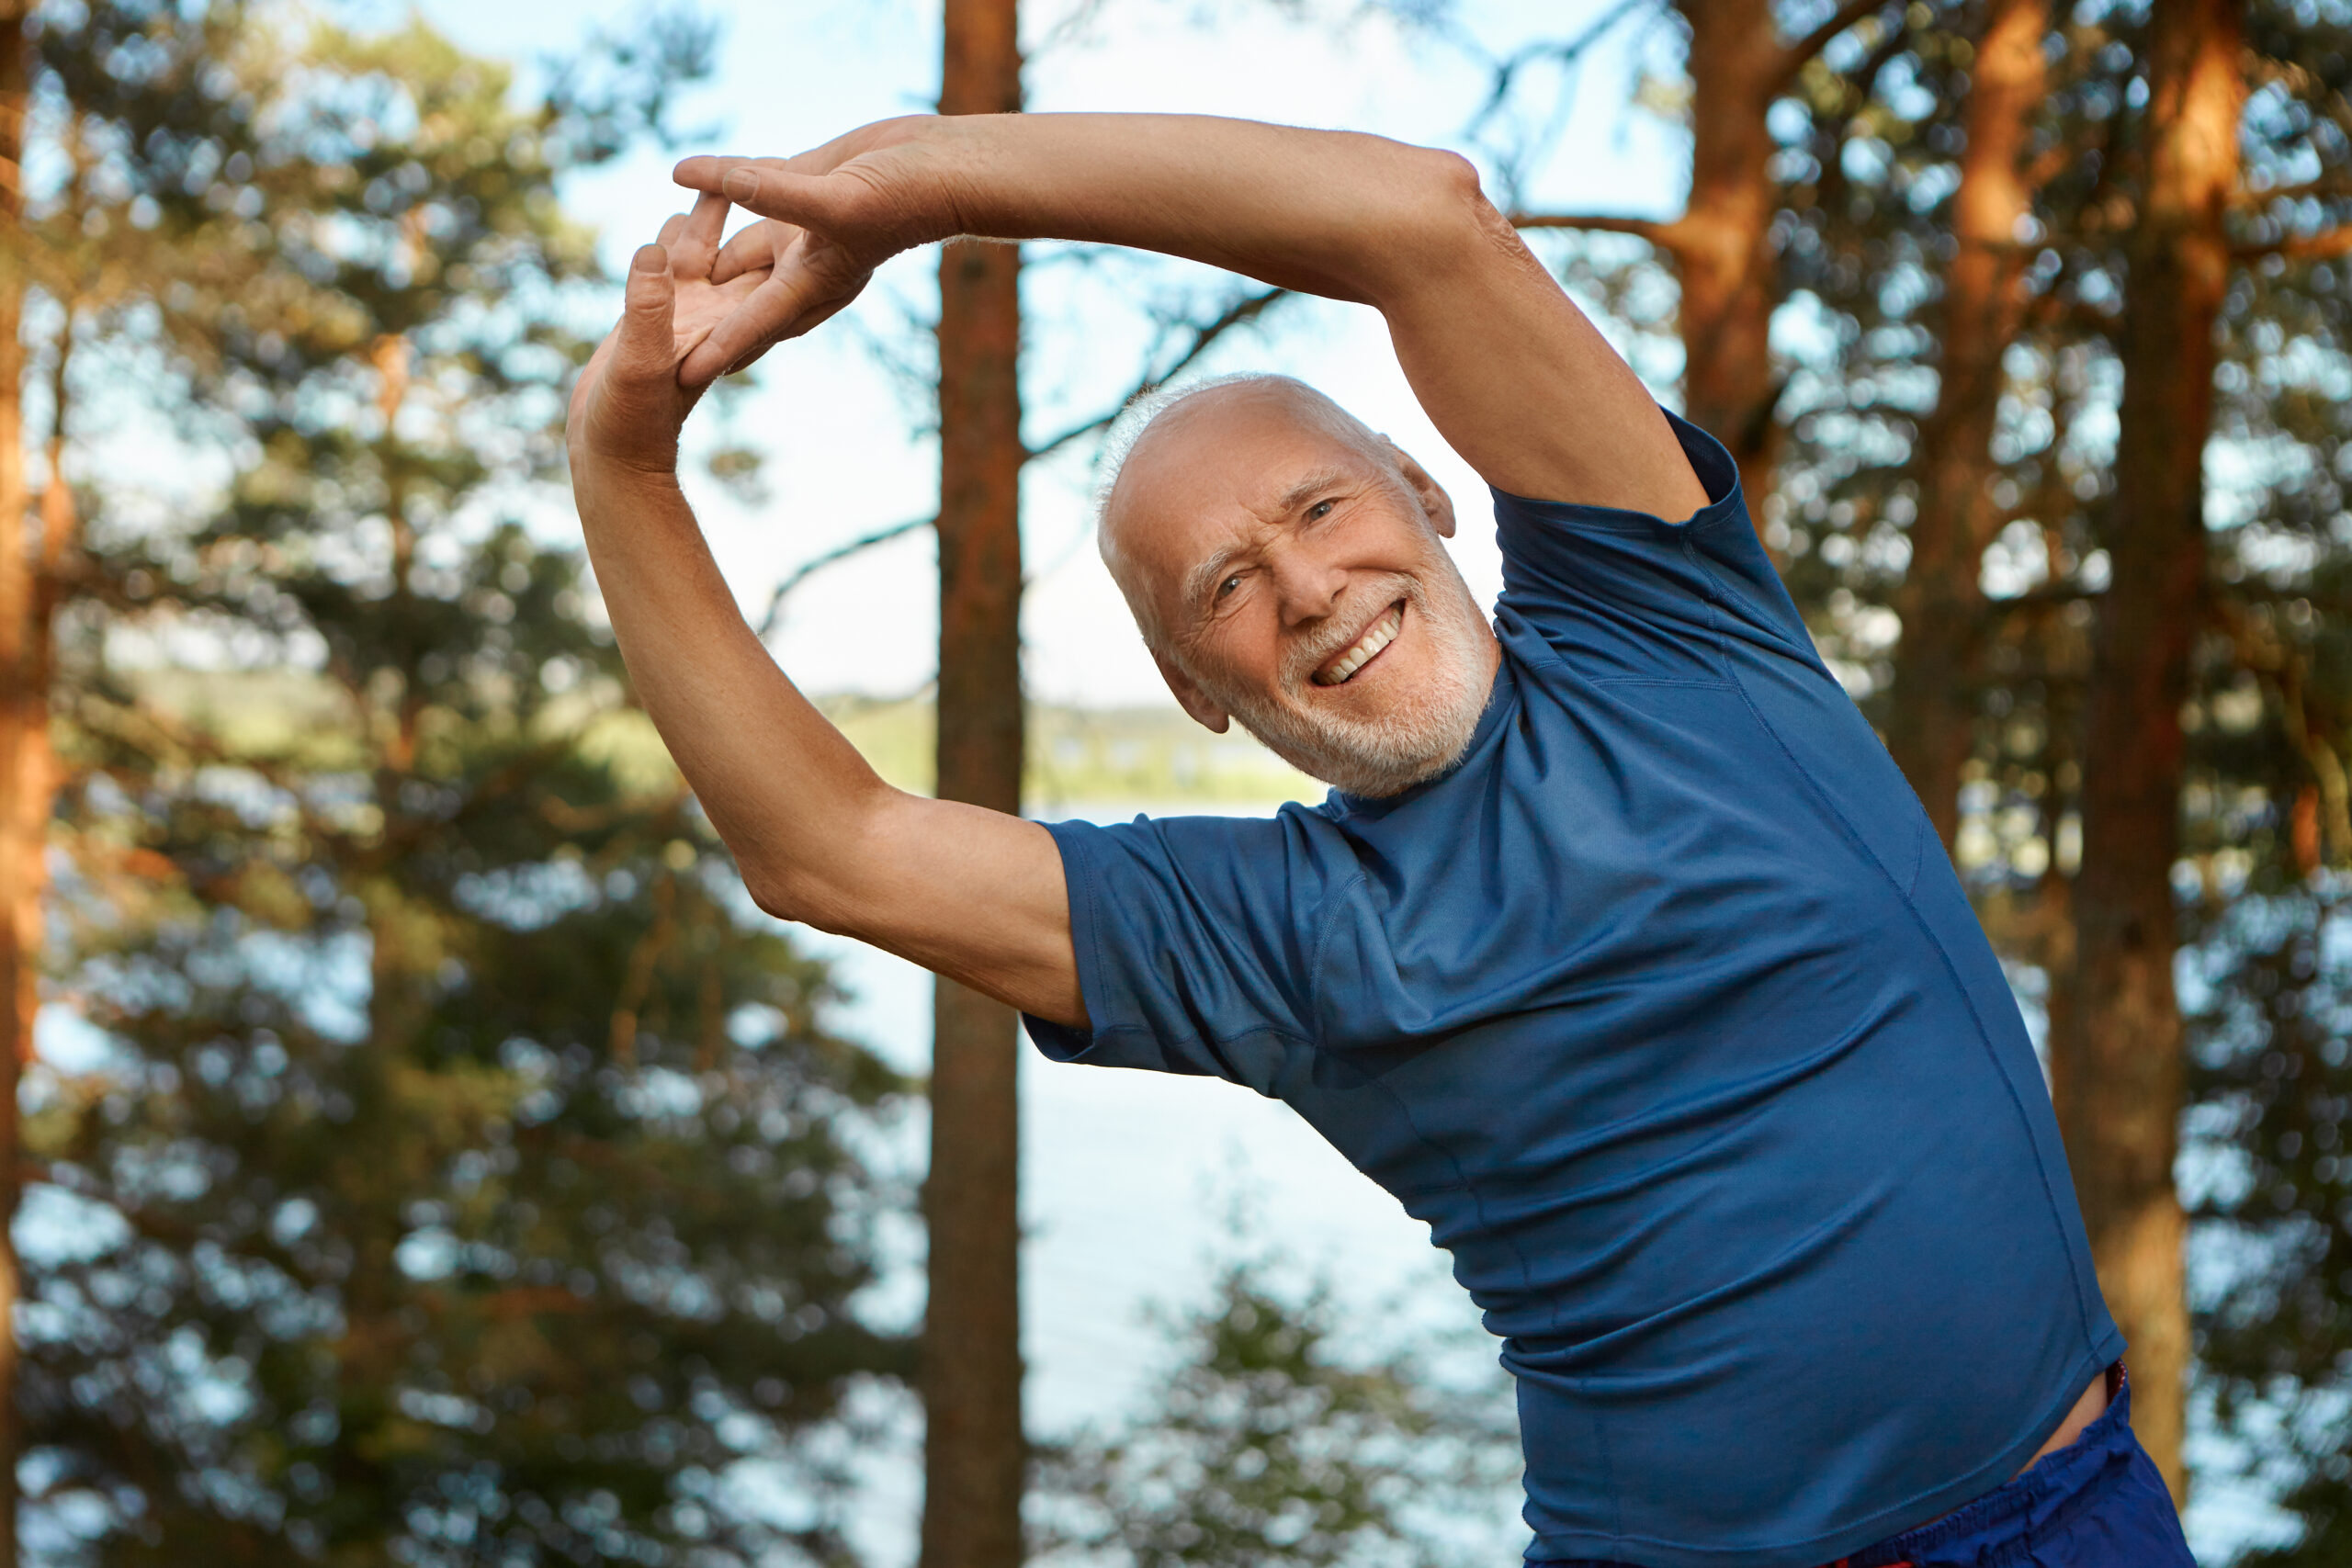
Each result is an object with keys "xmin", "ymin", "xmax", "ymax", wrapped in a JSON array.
[
  {"xmin": 564, "ymin": 198, "xmax": 1084, "ymax": 1026},
  {"xmin": 673, "ymin": 114, "xmax": 1707, "ymax": 518}
]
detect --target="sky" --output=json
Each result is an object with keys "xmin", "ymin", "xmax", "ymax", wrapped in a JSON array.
[{"xmin": 401, "ymin": 0, "xmax": 1693, "ymax": 708}]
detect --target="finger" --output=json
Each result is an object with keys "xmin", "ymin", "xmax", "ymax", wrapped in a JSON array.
[
  {"xmin": 673, "ymin": 152, "xmax": 786, "ymax": 190},
  {"xmin": 673, "ymin": 125, "xmax": 874, "ymax": 188},
  {"xmin": 655, "ymin": 212, "xmax": 688, "ymax": 249},
  {"xmin": 680, "ymin": 157, "xmax": 862, "ymax": 235},
  {"xmin": 725, "ymin": 344, "xmax": 775, "ymax": 377},
  {"xmin": 673, "ymin": 189, "xmax": 730, "ymax": 280},
  {"xmin": 765, "ymin": 287, "xmax": 864, "ymax": 347},
  {"xmin": 616, "ymin": 243, "xmax": 679, "ymax": 380},
  {"xmin": 712, "ymin": 220, "xmax": 785, "ymax": 287},
  {"xmin": 677, "ymin": 265, "xmax": 849, "ymax": 388}
]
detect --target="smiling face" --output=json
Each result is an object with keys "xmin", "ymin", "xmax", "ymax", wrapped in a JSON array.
[{"xmin": 1100, "ymin": 378, "xmax": 1499, "ymax": 798}]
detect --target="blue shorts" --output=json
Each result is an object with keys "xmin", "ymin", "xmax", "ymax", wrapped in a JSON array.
[{"xmin": 1555, "ymin": 1368, "xmax": 2196, "ymax": 1568}]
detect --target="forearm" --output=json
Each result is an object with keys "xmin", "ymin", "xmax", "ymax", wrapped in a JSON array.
[
  {"xmin": 925, "ymin": 114, "xmax": 1483, "ymax": 306},
  {"xmin": 570, "ymin": 457, "xmax": 888, "ymax": 923},
  {"xmin": 940, "ymin": 115, "xmax": 1689, "ymax": 508}
]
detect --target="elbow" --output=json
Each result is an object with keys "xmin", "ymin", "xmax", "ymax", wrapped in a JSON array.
[
  {"xmin": 736, "ymin": 776, "xmax": 900, "ymax": 932},
  {"xmin": 1380, "ymin": 147, "xmax": 1521, "ymax": 283},
  {"xmin": 1408, "ymin": 146, "xmax": 1500, "ymax": 230},
  {"xmin": 1418, "ymin": 146, "xmax": 1487, "ymax": 209},
  {"xmin": 741, "ymin": 860, "xmax": 852, "ymax": 933}
]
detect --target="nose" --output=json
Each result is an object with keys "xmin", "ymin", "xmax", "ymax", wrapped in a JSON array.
[{"xmin": 1266, "ymin": 541, "xmax": 1349, "ymax": 628}]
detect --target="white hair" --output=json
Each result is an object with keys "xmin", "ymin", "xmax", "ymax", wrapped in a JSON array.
[{"xmin": 1089, "ymin": 371, "xmax": 1296, "ymax": 538}]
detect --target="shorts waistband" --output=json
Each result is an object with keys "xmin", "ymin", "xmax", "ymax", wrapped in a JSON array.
[{"xmin": 1834, "ymin": 1364, "xmax": 2133, "ymax": 1568}]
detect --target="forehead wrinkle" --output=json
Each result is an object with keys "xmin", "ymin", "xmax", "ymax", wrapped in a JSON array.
[{"xmin": 1171, "ymin": 459, "xmax": 1359, "ymax": 625}]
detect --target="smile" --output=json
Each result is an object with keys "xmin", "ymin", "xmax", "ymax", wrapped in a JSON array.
[{"xmin": 1312, "ymin": 603, "xmax": 1405, "ymax": 686}]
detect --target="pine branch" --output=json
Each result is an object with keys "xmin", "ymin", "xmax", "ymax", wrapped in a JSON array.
[
  {"xmin": 2233, "ymin": 173, "xmax": 2352, "ymax": 209},
  {"xmin": 1775, "ymin": 0, "xmax": 1904, "ymax": 91},
  {"xmin": 1468, "ymin": 0, "xmax": 1655, "ymax": 132},
  {"xmin": 2233, "ymin": 224, "xmax": 2352, "ymax": 262},
  {"xmin": 1507, "ymin": 210, "xmax": 1681, "ymax": 251},
  {"xmin": 751, "ymin": 514, "xmax": 933, "ymax": 641},
  {"xmin": 1023, "ymin": 284, "xmax": 1293, "ymax": 464}
]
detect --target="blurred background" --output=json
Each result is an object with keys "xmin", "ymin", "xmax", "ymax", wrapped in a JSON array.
[{"xmin": 1, "ymin": 0, "xmax": 2346, "ymax": 1562}]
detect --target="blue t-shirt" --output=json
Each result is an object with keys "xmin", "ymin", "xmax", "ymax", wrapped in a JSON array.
[{"xmin": 1022, "ymin": 412, "xmax": 2122, "ymax": 1568}]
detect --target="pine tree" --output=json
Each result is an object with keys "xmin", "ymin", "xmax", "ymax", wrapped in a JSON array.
[
  {"xmin": 1036, "ymin": 1256, "xmax": 1517, "ymax": 1568},
  {"xmin": 8, "ymin": 6, "xmax": 912, "ymax": 1560}
]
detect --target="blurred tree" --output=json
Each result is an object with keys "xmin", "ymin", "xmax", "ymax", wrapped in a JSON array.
[
  {"xmin": 2186, "ymin": 894, "xmax": 2352, "ymax": 1562},
  {"xmin": 3, "ymin": 6, "xmax": 280, "ymax": 1558},
  {"xmin": 4, "ymin": 4, "xmax": 912, "ymax": 1561},
  {"xmin": 1035, "ymin": 1257, "xmax": 1518, "ymax": 1568},
  {"xmin": 2051, "ymin": 0, "xmax": 2246, "ymax": 1499},
  {"xmin": 923, "ymin": 1, "xmax": 1030, "ymax": 1565},
  {"xmin": 1510, "ymin": 0, "xmax": 1907, "ymax": 527},
  {"xmin": 0, "ymin": 7, "xmax": 42, "ymax": 1557},
  {"xmin": 1877, "ymin": 0, "xmax": 2048, "ymax": 854}
]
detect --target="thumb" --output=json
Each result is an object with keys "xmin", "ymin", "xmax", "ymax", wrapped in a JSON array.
[{"xmin": 616, "ymin": 243, "xmax": 676, "ymax": 378}]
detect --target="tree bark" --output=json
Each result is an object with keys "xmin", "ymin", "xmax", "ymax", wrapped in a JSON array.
[
  {"xmin": 1517, "ymin": 0, "xmax": 1878, "ymax": 532},
  {"xmin": 920, "ymin": 1, "xmax": 1025, "ymax": 1564},
  {"xmin": 2050, "ymin": 0, "xmax": 2244, "ymax": 1503},
  {"xmin": 0, "ymin": 8, "xmax": 33, "ymax": 1562},
  {"xmin": 1675, "ymin": 0, "xmax": 1791, "ymax": 521},
  {"xmin": 1883, "ymin": 0, "xmax": 2049, "ymax": 849}
]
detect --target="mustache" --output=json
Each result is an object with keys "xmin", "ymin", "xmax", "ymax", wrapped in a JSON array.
[{"xmin": 1276, "ymin": 573, "xmax": 1419, "ymax": 691}]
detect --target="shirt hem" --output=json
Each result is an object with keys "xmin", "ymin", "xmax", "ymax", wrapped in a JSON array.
[{"xmin": 1521, "ymin": 1329, "xmax": 2127, "ymax": 1568}]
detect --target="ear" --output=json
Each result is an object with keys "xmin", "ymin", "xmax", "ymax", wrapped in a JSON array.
[
  {"xmin": 1383, "ymin": 439, "xmax": 1459, "ymax": 538},
  {"xmin": 1151, "ymin": 647, "xmax": 1231, "ymax": 734}
]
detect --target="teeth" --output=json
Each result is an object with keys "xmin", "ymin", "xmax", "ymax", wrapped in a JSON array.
[{"xmin": 1317, "ymin": 606, "xmax": 1402, "ymax": 686}]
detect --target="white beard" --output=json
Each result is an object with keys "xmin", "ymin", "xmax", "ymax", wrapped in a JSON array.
[{"xmin": 1190, "ymin": 565, "xmax": 1494, "ymax": 799}]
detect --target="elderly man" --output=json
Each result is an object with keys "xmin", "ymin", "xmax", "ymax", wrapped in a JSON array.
[{"xmin": 566, "ymin": 114, "xmax": 2194, "ymax": 1568}]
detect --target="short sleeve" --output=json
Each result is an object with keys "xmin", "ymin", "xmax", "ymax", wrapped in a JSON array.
[
  {"xmin": 1490, "ymin": 409, "xmax": 1821, "ymax": 682},
  {"xmin": 1021, "ymin": 812, "xmax": 1340, "ymax": 1095}
]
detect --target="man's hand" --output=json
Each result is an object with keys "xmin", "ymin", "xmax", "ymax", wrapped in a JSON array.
[
  {"xmin": 669, "ymin": 118, "xmax": 967, "ymax": 386},
  {"xmin": 567, "ymin": 192, "xmax": 773, "ymax": 477}
]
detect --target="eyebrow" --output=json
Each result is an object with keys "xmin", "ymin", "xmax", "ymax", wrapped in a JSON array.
[
  {"xmin": 1181, "ymin": 547, "xmax": 1243, "ymax": 617},
  {"xmin": 1178, "ymin": 467, "xmax": 1354, "ymax": 616},
  {"xmin": 1273, "ymin": 466, "xmax": 1352, "ymax": 516}
]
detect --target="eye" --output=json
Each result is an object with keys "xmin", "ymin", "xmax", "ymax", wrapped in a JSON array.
[
  {"xmin": 1305, "ymin": 499, "xmax": 1336, "ymax": 522},
  {"xmin": 1216, "ymin": 573, "xmax": 1243, "ymax": 600}
]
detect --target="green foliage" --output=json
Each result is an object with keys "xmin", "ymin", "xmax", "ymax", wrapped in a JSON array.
[
  {"xmin": 2186, "ymin": 892, "xmax": 2352, "ymax": 1564},
  {"xmin": 1036, "ymin": 1257, "xmax": 1520, "ymax": 1568},
  {"xmin": 17, "ymin": 4, "xmax": 910, "ymax": 1562}
]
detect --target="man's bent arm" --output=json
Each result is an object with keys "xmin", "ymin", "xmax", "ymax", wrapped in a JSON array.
[
  {"xmin": 568, "ymin": 239, "xmax": 1084, "ymax": 1026},
  {"xmin": 680, "ymin": 116, "xmax": 1709, "ymax": 518}
]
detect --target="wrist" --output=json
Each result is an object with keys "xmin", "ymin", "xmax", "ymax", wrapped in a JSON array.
[
  {"xmin": 570, "ymin": 445, "xmax": 685, "ymax": 509},
  {"xmin": 884, "ymin": 113, "xmax": 1012, "ymax": 242}
]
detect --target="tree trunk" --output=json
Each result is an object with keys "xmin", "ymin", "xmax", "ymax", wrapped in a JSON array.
[
  {"xmin": 2051, "ymin": 0, "xmax": 2244, "ymax": 1504},
  {"xmin": 1676, "ymin": 0, "xmax": 1789, "ymax": 523},
  {"xmin": 1883, "ymin": 0, "xmax": 2048, "ymax": 849},
  {"xmin": 0, "ymin": 8, "xmax": 34, "ymax": 1562},
  {"xmin": 1515, "ymin": 1, "xmax": 1901, "ymax": 529},
  {"xmin": 920, "ymin": 1, "xmax": 1025, "ymax": 1564}
]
